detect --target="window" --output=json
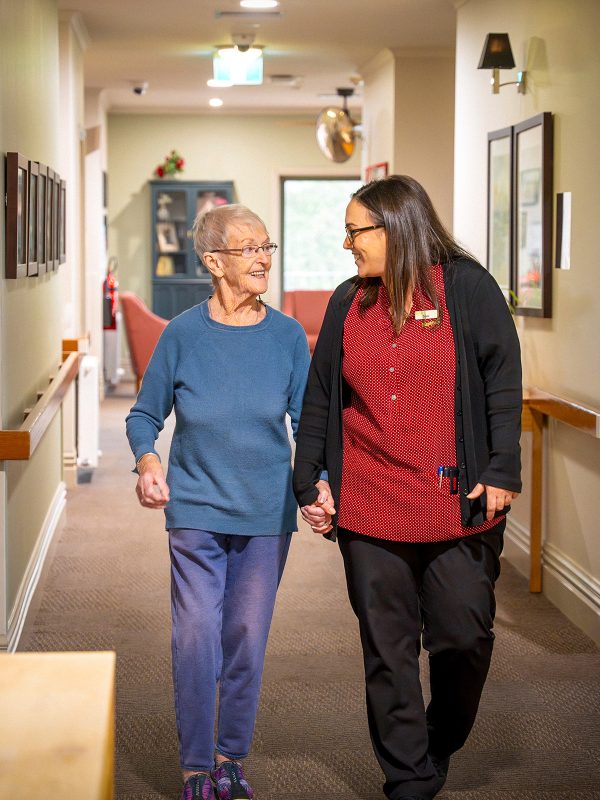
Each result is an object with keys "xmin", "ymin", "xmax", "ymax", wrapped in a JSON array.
[{"xmin": 282, "ymin": 177, "xmax": 361, "ymax": 291}]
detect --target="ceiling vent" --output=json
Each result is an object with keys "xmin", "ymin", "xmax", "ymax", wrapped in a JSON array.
[
  {"xmin": 215, "ymin": 11, "xmax": 283, "ymax": 18},
  {"xmin": 269, "ymin": 74, "xmax": 303, "ymax": 88}
]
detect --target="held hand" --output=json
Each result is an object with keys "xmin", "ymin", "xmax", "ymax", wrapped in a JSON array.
[
  {"xmin": 136, "ymin": 455, "xmax": 170, "ymax": 509},
  {"xmin": 466, "ymin": 482, "xmax": 520, "ymax": 521},
  {"xmin": 301, "ymin": 479, "xmax": 336, "ymax": 535}
]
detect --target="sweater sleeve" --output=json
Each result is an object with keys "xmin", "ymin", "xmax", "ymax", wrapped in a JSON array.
[
  {"xmin": 125, "ymin": 325, "xmax": 178, "ymax": 466},
  {"xmin": 287, "ymin": 328, "xmax": 311, "ymax": 440},
  {"xmin": 471, "ymin": 271, "xmax": 523, "ymax": 491},
  {"xmin": 292, "ymin": 292, "xmax": 340, "ymax": 507}
]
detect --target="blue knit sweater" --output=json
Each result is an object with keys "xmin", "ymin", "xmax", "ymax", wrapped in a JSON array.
[{"xmin": 126, "ymin": 301, "xmax": 310, "ymax": 535}]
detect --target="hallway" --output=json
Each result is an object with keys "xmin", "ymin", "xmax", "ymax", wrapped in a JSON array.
[{"xmin": 19, "ymin": 384, "xmax": 600, "ymax": 800}]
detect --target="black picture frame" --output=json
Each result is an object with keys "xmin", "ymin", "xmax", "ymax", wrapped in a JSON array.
[
  {"xmin": 46, "ymin": 168, "xmax": 55, "ymax": 272},
  {"xmin": 486, "ymin": 126, "xmax": 513, "ymax": 299},
  {"xmin": 512, "ymin": 112, "xmax": 554, "ymax": 317},
  {"xmin": 5, "ymin": 152, "xmax": 29, "ymax": 278},
  {"xmin": 37, "ymin": 163, "xmax": 48, "ymax": 275},
  {"xmin": 53, "ymin": 174, "xmax": 60, "ymax": 270},
  {"xmin": 59, "ymin": 179, "xmax": 66, "ymax": 264},
  {"xmin": 27, "ymin": 160, "xmax": 39, "ymax": 277}
]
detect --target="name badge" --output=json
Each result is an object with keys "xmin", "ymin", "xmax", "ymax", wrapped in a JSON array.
[{"xmin": 415, "ymin": 309, "xmax": 438, "ymax": 320}]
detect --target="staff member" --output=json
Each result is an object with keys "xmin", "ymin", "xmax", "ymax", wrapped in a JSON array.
[{"xmin": 293, "ymin": 175, "xmax": 522, "ymax": 800}]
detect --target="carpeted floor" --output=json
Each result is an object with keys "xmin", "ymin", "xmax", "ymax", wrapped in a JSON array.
[{"xmin": 19, "ymin": 383, "xmax": 600, "ymax": 799}]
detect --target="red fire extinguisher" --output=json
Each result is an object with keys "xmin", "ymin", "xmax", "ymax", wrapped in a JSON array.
[{"xmin": 103, "ymin": 257, "xmax": 119, "ymax": 330}]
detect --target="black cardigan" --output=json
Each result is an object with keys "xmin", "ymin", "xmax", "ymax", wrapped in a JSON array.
[{"xmin": 292, "ymin": 258, "xmax": 522, "ymax": 538}]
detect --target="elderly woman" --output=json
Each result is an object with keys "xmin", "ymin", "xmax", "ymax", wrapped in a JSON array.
[
  {"xmin": 293, "ymin": 176, "xmax": 522, "ymax": 800},
  {"xmin": 126, "ymin": 204, "xmax": 310, "ymax": 800}
]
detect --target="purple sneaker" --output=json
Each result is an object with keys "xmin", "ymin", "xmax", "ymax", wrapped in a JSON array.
[
  {"xmin": 211, "ymin": 761, "xmax": 254, "ymax": 800},
  {"xmin": 181, "ymin": 772, "xmax": 217, "ymax": 800}
]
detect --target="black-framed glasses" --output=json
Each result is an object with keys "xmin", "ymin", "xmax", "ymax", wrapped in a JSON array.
[
  {"xmin": 210, "ymin": 243, "xmax": 278, "ymax": 258},
  {"xmin": 344, "ymin": 225, "xmax": 384, "ymax": 244}
]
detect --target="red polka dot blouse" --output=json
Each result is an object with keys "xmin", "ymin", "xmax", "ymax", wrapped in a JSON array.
[{"xmin": 337, "ymin": 265, "xmax": 503, "ymax": 543}]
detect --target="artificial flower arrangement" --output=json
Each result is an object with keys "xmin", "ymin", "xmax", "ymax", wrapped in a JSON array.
[{"xmin": 154, "ymin": 149, "xmax": 185, "ymax": 178}]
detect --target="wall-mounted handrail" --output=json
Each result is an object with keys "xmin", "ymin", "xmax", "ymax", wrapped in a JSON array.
[
  {"xmin": 522, "ymin": 387, "xmax": 600, "ymax": 593},
  {"xmin": 525, "ymin": 387, "xmax": 600, "ymax": 438},
  {"xmin": 0, "ymin": 352, "xmax": 80, "ymax": 461}
]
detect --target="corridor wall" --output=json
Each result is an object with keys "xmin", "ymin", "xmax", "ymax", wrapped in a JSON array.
[
  {"xmin": 0, "ymin": 0, "xmax": 66, "ymax": 650},
  {"xmin": 454, "ymin": 0, "xmax": 600, "ymax": 642}
]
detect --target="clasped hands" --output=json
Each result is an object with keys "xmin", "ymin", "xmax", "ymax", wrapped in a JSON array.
[
  {"xmin": 300, "ymin": 479, "xmax": 336, "ymax": 535},
  {"xmin": 301, "ymin": 479, "xmax": 520, "ymax": 535}
]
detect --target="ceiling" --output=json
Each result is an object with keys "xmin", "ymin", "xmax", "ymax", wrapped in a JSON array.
[{"xmin": 58, "ymin": 0, "xmax": 457, "ymax": 115}]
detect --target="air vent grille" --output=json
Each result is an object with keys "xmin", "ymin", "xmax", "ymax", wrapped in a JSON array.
[{"xmin": 215, "ymin": 11, "xmax": 283, "ymax": 18}]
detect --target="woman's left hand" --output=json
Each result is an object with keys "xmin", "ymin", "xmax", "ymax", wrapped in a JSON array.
[
  {"xmin": 300, "ymin": 480, "xmax": 336, "ymax": 535},
  {"xmin": 467, "ymin": 483, "xmax": 520, "ymax": 521}
]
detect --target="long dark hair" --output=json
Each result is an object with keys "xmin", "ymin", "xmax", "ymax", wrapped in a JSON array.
[{"xmin": 352, "ymin": 175, "xmax": 472, "ymax": 331}]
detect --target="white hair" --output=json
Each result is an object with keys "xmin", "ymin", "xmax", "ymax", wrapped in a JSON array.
[{"xmin": 192, "ymin": 204, "xmax": 267, "ymax": 259}]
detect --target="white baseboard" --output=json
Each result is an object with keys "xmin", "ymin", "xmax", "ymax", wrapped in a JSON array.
[
  {"xmin": 504, "ymin": 518, "xmax": 600, "ymax": 645},
  {"xmin": 0, "ymin": 482, "xmax": 66, "ymax": 652}
]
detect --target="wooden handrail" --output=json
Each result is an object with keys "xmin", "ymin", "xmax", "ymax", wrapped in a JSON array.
[
  {"xmin": 0, "ymin": 352, "xmax": 80, "ymax": 461},
  {"xmin": 521, "ymin": 387, "xmax": 600, "ymax": 593},
  {"xmin": 524, "ymin": 387, "xmax": 600, "ymax": 437}
]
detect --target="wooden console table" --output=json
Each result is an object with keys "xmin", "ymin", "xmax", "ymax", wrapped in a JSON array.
[
  {"xmin": 0, "ymin": 651, "xmax": 115, "ymax": 798},
  {"xmin": 522, "ymin": 388, "xmax": 600, "ymax": 592}
]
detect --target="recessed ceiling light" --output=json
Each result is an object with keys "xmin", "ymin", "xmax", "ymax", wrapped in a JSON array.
[
  {"xmin": 207, "ymin": 79, "xmax": 234, "ymax": 88},
  {"xmin": 240, "ymin": 1, "xmax": 279, "ymax": 8},
  {"xmin": 209, "ymin": 98, "xmax": 224, "ymax": 107}
]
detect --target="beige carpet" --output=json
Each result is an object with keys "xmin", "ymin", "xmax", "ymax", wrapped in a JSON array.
[{"xmin": 19, "ymin": 383, "xmax": 600, "ymax": 799}]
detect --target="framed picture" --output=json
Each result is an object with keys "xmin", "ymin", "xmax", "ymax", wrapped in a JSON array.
[
  {"xmin": 46, "ymin": 168, "xmax": 55, "ymax": 272},
  {"xmin": 59, "ymin": 179, "xmax": 66, "ymax": 264},
  {"xmin": 52, "ymin": 173, "xmax": 60, "ymax": 270},
  {"xmin": 37, "ymin": 163, "xmax": 48, "ymax": 275},
  {"xmin": 365, "ymin": 162, "xmax": 388, "ymax": 182},
  {"xmin": 512, "ymin": 112, "xmax": 553, "ymax": 317},
  {"xmin": 5, "ymin": 152, "xmax": 29, "ymax": 278},
  {"xmin": 486, "ymin": 127, "xmax": 512, "ymax": 297},
  {"xmin": 27, "ymin": 160, "xmax": 39, "ymax": 277},
  {"xmin": 156, "ymin": 222, "xmax": 179, "ymax": 252}
]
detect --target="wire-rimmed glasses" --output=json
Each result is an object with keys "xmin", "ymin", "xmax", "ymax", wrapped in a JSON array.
[{"xmin": 210, "ymin": 243, "xmax": 278, "ymax": 258}]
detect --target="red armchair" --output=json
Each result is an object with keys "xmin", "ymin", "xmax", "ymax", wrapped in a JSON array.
[
  {"xmin": 119, "ymin": 291, "xmax": 168, "ymax": 392},
  {"xmin": 282, "ymin": 290, "xmax": 333, "ymax": 354}
]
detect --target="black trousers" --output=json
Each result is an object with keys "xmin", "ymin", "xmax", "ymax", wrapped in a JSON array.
[{"xmin": 338, "ymin": 521, "xmax": 505, "ymax": 800}]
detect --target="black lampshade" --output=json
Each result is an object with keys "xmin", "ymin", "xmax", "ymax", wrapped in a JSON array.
[{"xmin": 478, "ymin": 33, "xmax": 516, "ymax": 70}]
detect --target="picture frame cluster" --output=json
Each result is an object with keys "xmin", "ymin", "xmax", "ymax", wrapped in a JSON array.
[
  {"xmin": 5, "ymin": 152, "xmax": 66, "ymax": 279},
  {"xmin": 486, "ymin": 113, "xmax": 554, "ymax": 317}
]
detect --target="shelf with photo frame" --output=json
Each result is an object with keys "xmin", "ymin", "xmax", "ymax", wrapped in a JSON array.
[{"xmin": 150, "ymin": 180, "xmax": 236, "ymax": 319}]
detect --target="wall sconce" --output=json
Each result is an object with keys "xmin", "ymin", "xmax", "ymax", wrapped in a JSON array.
[{"xmin": 478, "ymin": 33, "xmax": 526, "ymax": 94}]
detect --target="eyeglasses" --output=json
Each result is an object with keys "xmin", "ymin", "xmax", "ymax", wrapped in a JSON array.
[
  {"xmin": 344, "ymin": 225, "xmax": 384, "ymax": 244},
  {"xmin": 210, "ymin": 243, "xmax": 278, "ymax": 258}
]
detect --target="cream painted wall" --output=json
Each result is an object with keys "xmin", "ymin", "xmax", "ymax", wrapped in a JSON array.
[
  {"xmin": 360, "ymin": 49, "xmax": 455, "ymax": 229},
  {"xmin": 393, "ymin": 53, "xmax": 455, "ymax": 230},
  {"xmin": 107, "ymin": 113, "xmax": 361, "ymax": 309},
  {"xmin": 84, "ymin": 88, "xmax": 109, "ymax": 372},
  {"xmin": 454, "ymin": 0, "xmax": 600, "ymax": 640},
  {"xmin": 0, "ymin": 0, "xmax": 66, "ymax": 632},
  {"xmin": 360, "ymin": 49, "xmax": 396, "ymax": 178},
  {"xmin": 58, "ymin": 12, "xmax": 85, "ymax": 339}
]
